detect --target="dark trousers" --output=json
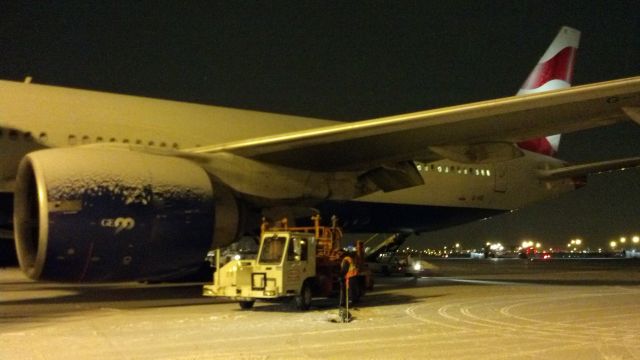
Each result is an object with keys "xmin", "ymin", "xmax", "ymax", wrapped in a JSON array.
[{"xmin": 339, "ymin": 277, "xmax": 353, "ymax": 307}]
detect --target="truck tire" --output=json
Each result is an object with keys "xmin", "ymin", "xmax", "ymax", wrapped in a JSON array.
[
  {"xmin": 294, "ymin": 282, "xmax": 312, "ymax": 310},
  {"xmin": 239, "ymin": 300, "xmax": 255, "ymax": 310}
]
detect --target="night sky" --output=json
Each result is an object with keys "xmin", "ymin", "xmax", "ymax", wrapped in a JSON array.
[{"xmin": 1, "ymin": 2, "xmax": 639, "ymax": 249}]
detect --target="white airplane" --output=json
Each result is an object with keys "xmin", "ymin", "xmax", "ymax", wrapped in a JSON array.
[{"xmin": 1, "ymin": 27, "xmax": 639, "ymax": 282}]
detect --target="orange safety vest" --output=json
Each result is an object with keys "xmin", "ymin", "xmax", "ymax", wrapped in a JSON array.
[{"xmin": 341, "ymin": 256, "xmax": 358, "ymax": 280}]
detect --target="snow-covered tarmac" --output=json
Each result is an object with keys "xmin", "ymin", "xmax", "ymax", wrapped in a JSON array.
[{"xmin": 2, "ymin": 259, "xmax": 640, "ymax": 359}]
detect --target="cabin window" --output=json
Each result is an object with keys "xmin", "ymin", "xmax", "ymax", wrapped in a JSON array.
[
  {"xmin": 259, "ymin": 236, "xmax": 286, "ymax": 264},
  {"xmin": 287, "ymin": 238, "xmax": 308, "ymax": 261}
]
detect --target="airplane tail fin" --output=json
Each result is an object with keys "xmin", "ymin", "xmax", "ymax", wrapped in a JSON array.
[{"xmin": 517, "ymin": 26, "xmax": 581, "ymax": 156}]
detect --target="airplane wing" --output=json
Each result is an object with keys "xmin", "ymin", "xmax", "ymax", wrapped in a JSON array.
[
  {"xmin": 537, "ymin": 156, "xmax": 640, "ymax": 181},
  {"xmin": 187, "ymin": 76, "xmax": 640, "ymax": 171}
]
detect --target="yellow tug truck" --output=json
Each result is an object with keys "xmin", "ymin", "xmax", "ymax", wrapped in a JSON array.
[{"xmin": 203, "ymin": 215, "xmax": 373, "ymax": 310}]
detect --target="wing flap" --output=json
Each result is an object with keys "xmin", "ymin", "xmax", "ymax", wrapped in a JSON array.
[
  {"xmin": 358, "ymin": 161, "xmax": 424, "ymax": 192},
  {"xmin": 187, "ymin": 76, "xmax": 640, "ymax": 171}
]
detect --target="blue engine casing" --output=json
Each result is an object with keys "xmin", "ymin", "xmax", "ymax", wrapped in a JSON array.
[{"xmin": 14, "ymin": 147, "xmax": 240, "ymax": 282}]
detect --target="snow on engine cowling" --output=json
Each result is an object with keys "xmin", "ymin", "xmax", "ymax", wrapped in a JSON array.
[{"xmin": 13, "ymin": 147, "xmax": 242, "ymax": 282}]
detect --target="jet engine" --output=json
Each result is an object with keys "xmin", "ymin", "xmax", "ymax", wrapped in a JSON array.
[{"xmin": 13, "ymin": 147, "xmax": 243, "ymax": 282}]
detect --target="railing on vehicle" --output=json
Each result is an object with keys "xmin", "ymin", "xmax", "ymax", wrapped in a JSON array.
[{"xmin": 260, "ymin": 214, "xmax": 342, "ymax": 259}]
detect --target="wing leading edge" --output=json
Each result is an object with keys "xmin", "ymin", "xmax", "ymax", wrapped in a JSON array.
[{"xmin": 186, "ymin": 76, "xmax": 640, "ymax": 171}]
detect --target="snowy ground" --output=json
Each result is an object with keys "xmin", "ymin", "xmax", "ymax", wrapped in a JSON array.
[{"xmin": 2, "ymin": 259, "xmax": 640, "ymax": 359}]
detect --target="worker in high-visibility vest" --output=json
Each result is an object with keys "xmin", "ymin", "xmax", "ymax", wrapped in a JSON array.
[{"xmin": 339, "ymin": 254, "xmax": 357, "ymax": 322}]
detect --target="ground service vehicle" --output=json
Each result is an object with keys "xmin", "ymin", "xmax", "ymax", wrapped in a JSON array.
[
  {"xmin": 203, "ymin": 215, "xmax": 373, "ymax": 310},
  {"xmin": 369, "ymin": 253, "xmax": 439, "ymax": 277}
]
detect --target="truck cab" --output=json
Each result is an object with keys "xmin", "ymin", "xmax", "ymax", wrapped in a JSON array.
[{"xmin": 253, "ymin": 232, "xmax": 316, "ymax": 298}]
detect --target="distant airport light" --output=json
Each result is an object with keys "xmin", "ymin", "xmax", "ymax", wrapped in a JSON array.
[
  {"xmin": 489, "ymin": 243, "xmax": 504, "ymax": 251},
  {"xmin": 610, "ymin": 241, "xmax": 617, "ymax": 249},
  {"xmin": 633, "ymin": 236, "xmax": 640, "ymax": 244},
  {"xmin": 620, "ymin": 237, "xmax": 627, "ymax": 244}
]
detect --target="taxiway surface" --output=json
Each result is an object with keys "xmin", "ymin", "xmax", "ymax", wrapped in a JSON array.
[{"xmin": 2, "ymin": 259, "xmax": 640, "ymax": 359}]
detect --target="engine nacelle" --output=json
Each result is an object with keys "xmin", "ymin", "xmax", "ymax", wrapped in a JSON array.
[{"xmin": 14, "ymin": 147, "xmax": 242, "ymax": 282}]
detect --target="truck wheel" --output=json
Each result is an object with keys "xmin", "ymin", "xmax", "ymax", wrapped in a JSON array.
[
  {"xmin": 294, "ymin": 282, "xmax": 312, "ymax": 310},
  {"xmin": 239, "ymin": 300, "xmax": 255, "ymax": 310}
]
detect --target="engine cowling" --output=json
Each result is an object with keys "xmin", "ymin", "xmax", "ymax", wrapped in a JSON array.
[{"xmin": 14, "ymin": 147, "xmax": 242, "ymax": 282}]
